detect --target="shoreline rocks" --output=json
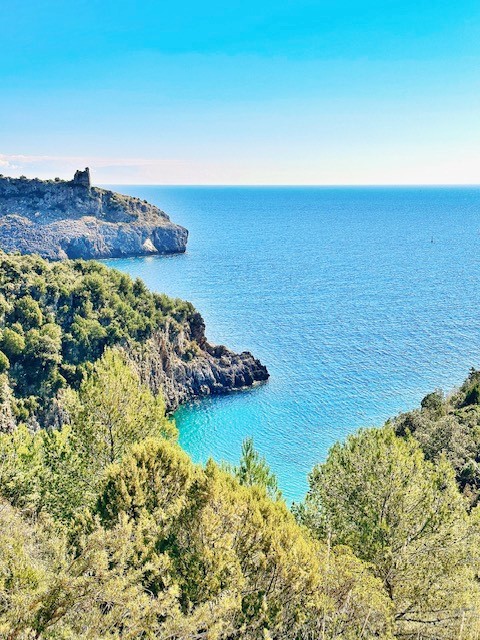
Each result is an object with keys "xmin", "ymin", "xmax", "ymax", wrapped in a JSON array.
[
  {"xmin": 124, "ymin": 313, "xmax": 269, "ymax": 412},
  {"xmin": 0, "ymin": 177, "xmax": 269, "ymax": 409}
]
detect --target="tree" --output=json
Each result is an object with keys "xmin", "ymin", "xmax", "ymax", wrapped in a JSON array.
[
  {"xmin": 97, "ymin": 436, "xmax": 195, "ymax": 526},
  {"xmin": 1, "ymin": 327, "xmax": 25, "ymax": 357},
  {"xmin": 39, "ymin": 421, "xmax": 96, "ymax": 522},
  {"xmin": 71, "ymin": 348, "xmax": 176, "ymax": 477},
  {"xmin": 0, "ymin": 500, "xmax": 179, "ymax": 639},
  {"xmin": 0, "ymin": 350, "xmax": 9, "ymax": 374},
  {"xmin": 98, "ymin": 437, "xmax": 392, "ymax": 639},
  {"xmin": 462, "ymin": 368, "xmax": 480, "ymax": 406},
  {"xmin": 13, "ymin": 295, "xmax": 43, "ymax": 329},
  {"xmin": 229, "ymin": 437, "xmax": 282, "ymax": 500},
  {"xmin": 420, "ymin": 389, "xmax": 444, "ymax": 414},
  {"xmin": 300, "ymin": 426, "xmax": 480, "ymax": 639},
  {"xmin": 0, "ymin": 424, "xmax": 43, "ymax": 510},
  {"xmin": 0, "ymin": 374, "xmax": 15, "ymax": 433}
]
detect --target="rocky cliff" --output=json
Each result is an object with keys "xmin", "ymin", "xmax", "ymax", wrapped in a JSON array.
[
  {"xmin": 0, "ymin": 169, "xmax": 188, "ymax": 259},
  {"xmin": 124, "ymin": 313, "xmax": 269, "ymax": 411}
]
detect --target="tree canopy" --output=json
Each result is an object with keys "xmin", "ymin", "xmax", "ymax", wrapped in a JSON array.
[{"xmin": 298, "ymin": 426, "xmax": 480, "ymax": 638}]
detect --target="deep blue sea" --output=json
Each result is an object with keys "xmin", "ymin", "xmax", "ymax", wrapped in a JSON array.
[{"xmin": 105, "ymin": 186, "xmax": 480, "ymax": 502}]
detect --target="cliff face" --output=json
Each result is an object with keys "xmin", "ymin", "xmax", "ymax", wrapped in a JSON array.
[
  {"xmin": 0, "ymin": 169, "xmax": 188, "ymax": 259},
  {"xmin": 124, "ymin": 312, "xmax": 269, "ymax": 411}
]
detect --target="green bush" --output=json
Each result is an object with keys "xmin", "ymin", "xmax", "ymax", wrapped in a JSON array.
[
  {"xmin": 1, "ymin": 328, "xmax": 25, "ymax": 357},
  {"xmin": 13, "ymin": 296, "xmax": 43, "ymax": 329}
]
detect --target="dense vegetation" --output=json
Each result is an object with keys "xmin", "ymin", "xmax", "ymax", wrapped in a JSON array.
[
  {"xmin": 392, "ymin": 369, "xmax": 480, "ymax": 505},
  {"xmin": 0, "ymin": 251, "xmax": 195, "ymax": 428},
  {"xmin": 2, "ymin": 253, "xmax": 480, "ymax": 638},
  {"xmin": 0, "ymin": 348, "xmax": 391, "ymax": 639}
]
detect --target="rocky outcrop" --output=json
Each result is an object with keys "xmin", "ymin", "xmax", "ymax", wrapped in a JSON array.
[
  {"xmin": 124, "ymin": 312, "xmax": 269, "ymax": 411},
  {"xmin": 0, "ymin": 170, "xmax": 188, "ymax": 259}
]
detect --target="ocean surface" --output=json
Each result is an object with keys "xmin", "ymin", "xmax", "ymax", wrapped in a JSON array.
[{"xmin": 105, "ymin": 186, "xmax": 480, "ymax": 502}]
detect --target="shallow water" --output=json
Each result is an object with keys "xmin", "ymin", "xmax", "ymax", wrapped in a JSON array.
[{"xmin": 105, "ymin": 186, "xmax": 480, "ymax": 501}]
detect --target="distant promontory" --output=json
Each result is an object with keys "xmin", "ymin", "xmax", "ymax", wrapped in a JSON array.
[{"xmin": 0, "ymin": 168, "xmax": 188, "ymax": 260}]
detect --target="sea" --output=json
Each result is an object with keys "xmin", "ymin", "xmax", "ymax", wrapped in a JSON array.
[{"xmin": 104, "ymin": 186, "xmax": 480, "ymax": 502}]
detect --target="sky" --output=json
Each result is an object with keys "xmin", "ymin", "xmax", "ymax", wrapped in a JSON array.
[{"xmin": 1, "ymin": 0, "xmax": 479, "ymax": 185}]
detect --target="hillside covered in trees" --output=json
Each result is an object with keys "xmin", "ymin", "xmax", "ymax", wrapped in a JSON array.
[
  {"xmin": 0, "ymin": 252, "xmax": 268, "ymax": 430},
  {"xmin": 1, "ymin": 254, "xmax": 480, "ymax": 638}
]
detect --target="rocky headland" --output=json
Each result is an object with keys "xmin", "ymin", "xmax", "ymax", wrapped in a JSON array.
[
  {"xmin": 125, "ymin": 311, "xmax": 269, "ymax": 411},
  {"xmin": 0, "ymin": 168, "xmax": 188, "ymax": 259}
]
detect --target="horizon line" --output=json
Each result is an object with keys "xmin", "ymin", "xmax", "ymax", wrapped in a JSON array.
[{"xmin": 101, "ymin": 182, "xmax": 480, "ymax": 188}]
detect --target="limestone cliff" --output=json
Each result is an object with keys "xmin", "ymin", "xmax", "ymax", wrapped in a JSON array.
[{"xmin": 0, "ymin": 169, "xmax": 188, "ymax": 259}]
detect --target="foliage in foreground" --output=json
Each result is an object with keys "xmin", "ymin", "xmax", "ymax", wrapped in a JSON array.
[
  {"xmin": 0, "ymin": 437, "xmax": 391, "ymax": 638},
  {"xmin": 0, "ymin": 346, "xmax": 391, "ymax": 638},
  {"xmin": 3, "ymin": 361, "xmax": 480, "ymax": 639},
  {"xmin": 298, "ymin": 426, "xmax": 480, "ymax": 639},
  {"xmin": 0, "ymin": 253, "xmax": 479, "ymax": 637}
]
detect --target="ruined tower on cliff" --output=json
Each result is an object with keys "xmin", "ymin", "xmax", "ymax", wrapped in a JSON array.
[{"xmin": 73, "ymin": 167, "xmax": 91, "ymax": 188}]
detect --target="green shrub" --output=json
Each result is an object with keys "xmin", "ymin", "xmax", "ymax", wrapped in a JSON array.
[{"xmin": 1, "ymin": 328, "xmax": 26, "ymax": 357}]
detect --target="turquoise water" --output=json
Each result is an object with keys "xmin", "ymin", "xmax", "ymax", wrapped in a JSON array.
[{"xmin": 105, "ymin": 186, "xmax": 480, "ymax": 502}]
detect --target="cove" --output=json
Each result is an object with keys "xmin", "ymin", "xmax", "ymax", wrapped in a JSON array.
[{"xmin": 105, "ymin": 185, "xmax": 480, "ymax": 502}]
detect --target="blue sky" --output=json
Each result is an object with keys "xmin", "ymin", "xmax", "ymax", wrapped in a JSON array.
[{"xmin": 1, "ymin": 0, "xmax": 479, "ymax": 184}]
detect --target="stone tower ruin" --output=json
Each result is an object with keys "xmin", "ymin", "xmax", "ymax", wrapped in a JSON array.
[{"xmin": 73, "ymin": 167, "xmax": 91, "ymax": 188}]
